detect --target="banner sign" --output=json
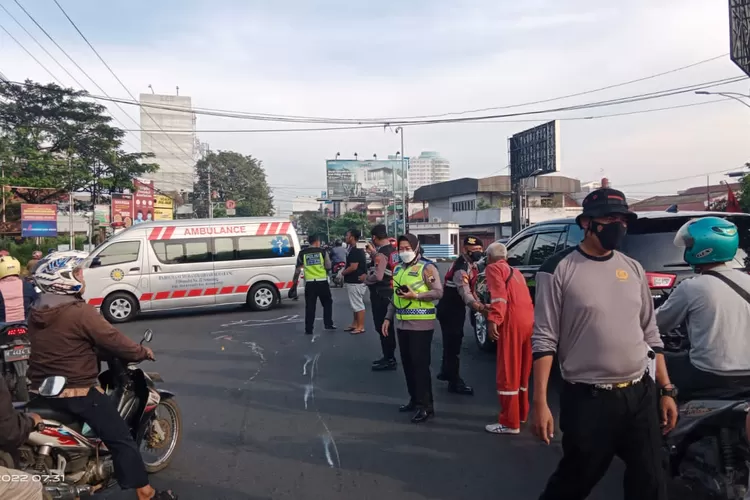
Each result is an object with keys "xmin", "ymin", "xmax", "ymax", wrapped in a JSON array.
[
  {"xmin": 132, "ymin": 179, "xmax": 155, "ymax": 224},
  {"xmin": 111, "ymin": 194, "xmax": 134, "ymax": 228},
  {"xmin": 153, "ymin": 194, "xmax": 174, "ymax": 221},
  {"xmin": 509, "ymin": 120, "xmax": 560, "ymax": 182},
  {"xmin": 21, "ymin": 204, "xmax": 57, "ymax": 237},
  {"xmin": 326, "ymin": 159, "xmax": 406, "ymax": 200},
  {"xmin": 94, "ymin": 204, "xmax": 110, "ymax": 227}
]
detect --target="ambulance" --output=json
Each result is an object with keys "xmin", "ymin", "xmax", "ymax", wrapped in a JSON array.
[{"xmin": 81, "ymin": 217, "xmax": 303, "ymax": 323}]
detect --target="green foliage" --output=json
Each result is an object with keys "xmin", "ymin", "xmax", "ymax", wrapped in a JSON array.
[
  {"xmin": 193, "ymin": 151, "xmax": 274, "ymax": 218},
  {"xmin": 0, "ymin": 80, "xmax": 158, "ymax": 205},
  {"xmin": 739, "ymin": 174, "xmax": 750, "ymax": 214},
  {"xmin": 293, "ymin": 211, "xmax": 372, "ymax": 242},
  {"xmin": 476, "ymin": 198, "xmax": 492, "ymax": 210},
  {"xmin": 0, "ymin": 235, "xmax": 88, "ymax": 266}
]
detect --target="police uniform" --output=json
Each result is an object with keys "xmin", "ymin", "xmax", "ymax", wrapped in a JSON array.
[
  {"xmin": 436, "ymin": 236, "xmax": 482, "ymax": 395},
  {"xmin": 366, "ymin": 241, "xmax": 399, "ymax": 370},
  {"xmin": 386, "ymin": 243, "xmax": 444, "ymax": 423},
  {"xmin": 295, "ymin": 246, "xmax": 335, "ymax": 335}
]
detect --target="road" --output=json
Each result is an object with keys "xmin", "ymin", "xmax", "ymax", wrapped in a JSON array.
[{"xmin": 103, "ymin": 272, "xmax": 625, "ymax": 500}]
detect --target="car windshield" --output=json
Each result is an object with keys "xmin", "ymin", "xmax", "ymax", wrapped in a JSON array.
[{"xmin": 622, "ymin": 215, "xmax": 750, "ymax": 271}]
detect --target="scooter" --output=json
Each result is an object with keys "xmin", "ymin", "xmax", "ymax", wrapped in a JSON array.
[
  {"xmin": 2, "ymin": 329, "xmax": 182, "ymax": 500},
  {"xmin": 0, "ymin": 322, "xmax": 31, "ymax": 402}
]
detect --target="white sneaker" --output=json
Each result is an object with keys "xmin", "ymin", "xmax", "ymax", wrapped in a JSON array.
[{"xmin": 485, "ymin": 423, "xmax": 520, "ymax": 434}]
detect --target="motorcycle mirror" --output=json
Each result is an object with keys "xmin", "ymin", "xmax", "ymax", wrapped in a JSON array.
[
  {"xmin": 38, "ymin": 376, "xmax": 67, "ymax": 398},
  {"xmin": 142, "ymin": 329, "xmax": 153, "ymax": 344}
]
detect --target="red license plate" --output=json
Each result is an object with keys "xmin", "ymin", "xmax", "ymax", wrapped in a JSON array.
[{"xmin": 4, "ymin": 346, "xmax": 30, "ymax": 362}]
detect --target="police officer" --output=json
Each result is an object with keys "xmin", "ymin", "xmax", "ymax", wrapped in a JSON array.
[
  {"xmin": 290, "ymin": 234, "xmax": 336, "ymax": 335},
  {"xmin": 531, "ymin": 188, "xmax": 677, "ymax": 500},
  {"xmin": 383, "ymin": 234, "xmax": 443, "ymax": 423},
  {"xmin": 364, "ymin": 224, "xmax": 399, "ymax": 371},
  {"xmin": 436, "ymin": 235, "xmax": 485, "ymax": 395}
]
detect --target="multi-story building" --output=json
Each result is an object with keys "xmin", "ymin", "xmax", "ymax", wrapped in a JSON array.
[
  {"xmin": 413, "ymin": 174, "xmax": 582, "ymax": 244},
  {"xmin": 292, "ymin": 196, "xmax": 322, "ymax": 214},
  {"xmin": 408, "ymin": 151, "xmax": 450, "ymax": 196},
  {"xmin": 139, "ymin": 93, "xmax": 196, "ymax": 193}
]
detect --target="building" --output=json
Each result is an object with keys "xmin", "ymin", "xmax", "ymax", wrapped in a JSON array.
[
  {"xmin": 413, "ymin": 174, "xmax": 582, "ymax": 244},
  {"xmin": 408, "ymin": 151, "xmax": 450, "ymax": 196},
  {"xmin": 292, "ymin": 196, "xmax": 322, "ymax": 214},
  {"xmin": 630, "ymin": 182, "xmax": 741, "ymax": 211},
  {"xmin": 139, "ymin": 93, "xmax": 196, "ymax": 193}
]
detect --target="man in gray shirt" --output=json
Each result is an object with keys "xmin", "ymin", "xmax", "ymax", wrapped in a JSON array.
[
  {"xmin": 531, "ymin": 188, "xmax": 677, "ymax": 500},
  {"xmin": 656, "ymin": 216, "xmax": 750, "ymax": 399}
]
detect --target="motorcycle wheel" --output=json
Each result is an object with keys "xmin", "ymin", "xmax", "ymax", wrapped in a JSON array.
[
  {"xmin": 142, "ymin": 399, "xmax": 182, "ymax": 473},
  {"xmin": 15, "ymin": 375, "xmax": 29, "ymax": 402}
]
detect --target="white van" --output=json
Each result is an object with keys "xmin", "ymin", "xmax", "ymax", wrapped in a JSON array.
[{"xmin": 82, "ymin": 217, "xmax": 303, "ymax": 323}]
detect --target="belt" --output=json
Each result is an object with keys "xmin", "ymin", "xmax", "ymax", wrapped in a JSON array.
[
  {"xmin": 590, "ymin": 374, "xmax": 645, "ymax": 391},
  {"xmin": 306, "ymin": 278, "xmax": 328, "ymax": 282}
]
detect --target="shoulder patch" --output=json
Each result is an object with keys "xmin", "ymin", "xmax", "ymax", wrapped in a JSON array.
[{"xmin": 538, "ymin": 246, "xmax": 578, "ymax": 275}]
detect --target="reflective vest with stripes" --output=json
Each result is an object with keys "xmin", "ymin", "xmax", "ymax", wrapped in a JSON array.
[
  {"xmin": 393, "ymin": 262, "xmax": 436, "ymax": 321},
  {"xmin": 302, "ymin": 250, "xmax": 327, "ymax": 280}
]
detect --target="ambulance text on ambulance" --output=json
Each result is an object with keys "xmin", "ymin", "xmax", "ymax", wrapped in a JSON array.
[{"xmin": 183, "ymin": 226, "xmax": 247, "ymax": 236}]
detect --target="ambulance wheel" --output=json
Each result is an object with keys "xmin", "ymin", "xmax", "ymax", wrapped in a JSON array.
[
  {"xmin": 473, "ymin": 312, "xmax": 495, "ymax": 352},
  {"xmin": 102, "ymin": 292, "xmax": 138, "ymax": 323},
  {"xmin": 248, "ymin": 283, "xmax": 278, "ymax": 311}
]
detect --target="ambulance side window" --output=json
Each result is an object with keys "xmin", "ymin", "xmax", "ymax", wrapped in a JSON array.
[
  {"xmin": 96, "ymin": 241, "xmax": 141, "ymax": 267},
  {"xmin": 237, "ymin": 235, "xmax": 294, "ymax": 260},
  {"xmin": 151, "ymin": 239, "xmax": 211, "ymax": 264},
  {"xmin": 214, "ymin": 238, "xmax": 235, "ymax": 261}
]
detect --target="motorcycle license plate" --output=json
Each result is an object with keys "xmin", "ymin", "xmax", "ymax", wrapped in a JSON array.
[{"xmin": 4, "ymin": 346, "xmax": 30, "ymax": 362}]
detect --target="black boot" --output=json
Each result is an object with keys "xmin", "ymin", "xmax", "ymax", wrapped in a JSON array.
[
  {"xmin": 448, "ymin": 379, "xmax": 474, "ymax": 395},
  {"xmin": 372, "ymin": 358, "xmax": 397, "ymax": 371},
  {"xmin": 411, "ymin": 408, "xmax": 434, "ymax": 423},
  {"xmin": 399, "ymin": 401, "xmax": 417, "ymax": 412}
]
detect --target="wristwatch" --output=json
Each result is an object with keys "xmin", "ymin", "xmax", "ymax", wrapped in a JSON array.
[{"xmin": 659, "ymin": 384, "xmax": 679, "ymax": 400}]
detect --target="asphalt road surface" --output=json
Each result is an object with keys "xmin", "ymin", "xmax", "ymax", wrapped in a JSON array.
[{"xmin": 103, "ymin": 272, "xmax": 627, "ymax": 500}]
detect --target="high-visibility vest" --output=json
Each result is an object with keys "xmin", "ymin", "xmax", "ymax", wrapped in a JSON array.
[
  {"xmin": 393, "ymin": 262, "xmax": 436, "ymax": 321},
  {"xmin": 302, "ymin": 250, "xmax": 327, "ymax": 281}
]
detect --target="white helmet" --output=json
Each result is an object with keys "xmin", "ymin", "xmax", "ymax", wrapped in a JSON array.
[{"xmin": 33, "ymin": 251, "xmax": 88, "ymax": 295}]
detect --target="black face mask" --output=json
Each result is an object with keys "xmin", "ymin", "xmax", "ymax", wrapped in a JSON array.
[
  {"xmin": 592, "ymin": 221, "xmax": 627, "ymax": 250},
  {"xmin": 469, "ymin": 251, "xmax": 483, "ymax": 262}
]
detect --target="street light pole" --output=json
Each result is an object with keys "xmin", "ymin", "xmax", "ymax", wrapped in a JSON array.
[
  {"xmin": 395, "ymin": 127, "xmax": 406, "ymax": 233},
  {"xmin": 695, "ymin": 90, "xmax": 750, "ymax": 110}
]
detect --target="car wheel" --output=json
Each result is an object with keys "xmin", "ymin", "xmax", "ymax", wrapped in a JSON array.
[
  {"xmin": 102, "ymin": 292, "xmax": 138, "ymax": 323},
  {"xmin": 248, "ymin": 283, "xmax": 278, "ymax": 311},
  {"xmin": 474, "ymin": 312, "xmax": 495, "ymax": 352}
]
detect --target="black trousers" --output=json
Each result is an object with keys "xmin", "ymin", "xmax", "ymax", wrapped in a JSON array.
[
  {"xmin": 49, "ymin": 388, "xmax": 149, "ymax": 490},
  {"xmin": 539, "ymin": 376, "xmax": 666, "ymax": 500},
  {"xmin": 666, "ymin": 351, "xmax": 750, "ymax": 401},
  {"xmin": 397, "ymin": 329, "xmax": 434, "ymax": 409},
  {"xmin": 369, "ymin": 289, "xmax": 396, "ymax": 360},
  {"xmin": 437, "ymin": 300, "xmax": 466, "ymax": 382},
  {"xmin": 304, "ymin": 280, "xmax": 333, "ymax": 333}
]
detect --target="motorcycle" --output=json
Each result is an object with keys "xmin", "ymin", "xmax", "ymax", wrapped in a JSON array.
[
  {"xmin": 331, "ymin": 262, "xmax": 346, "ymax": 288},
  {"xmin": 2, "ymin": 329, "xmax": 182, "ymax": 500},
  {"xmin": 661, "ymin": 331, "xmax": 750, "ymax": 498},
  {"xmin": 0, "ymin": 322, "xmax": 31, "ymax": 402}
]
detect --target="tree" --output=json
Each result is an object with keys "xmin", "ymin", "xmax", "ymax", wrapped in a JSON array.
[
  {"xmin": 0, "ymin": 80, "xmax": 158, "ymax": 207},
  {"xmin": 193, "ymin": 150, "xmax": 273, "ymax": 218},
  {"xmin": 739, "ymin": 174, "xmax": 750, "ymax": 213},
  {"xmin": 294, "ymin": 211, "xmax": 328, "ymax": 237},
  {"xmin": 330, "ymin": 211, "xmax": 371, "ymax": 240}
]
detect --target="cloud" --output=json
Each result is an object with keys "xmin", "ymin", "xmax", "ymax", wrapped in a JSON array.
[{"xmin": 0, "ymin": 0, "xmax": 747, "ymax": 211}]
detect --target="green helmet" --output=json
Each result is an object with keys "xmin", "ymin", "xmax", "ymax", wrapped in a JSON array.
[{"xmin": 674, "ymin": 216, "xmax": 739, "ymax": 266}]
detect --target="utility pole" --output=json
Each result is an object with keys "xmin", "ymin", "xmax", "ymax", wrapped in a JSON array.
[
  {"xmin": 396, "ymin": 127, "xmax": 407, "ymax": 233},
  {"xmin": 68, "ymin": 157, "xmax": 74, "ymax": 249},
  {"xmin": 1, "ymin": 160, "xmax": 5, "ymax": 223},
  {"xmin": 206, "ymin": 146, "xmax": 213, "ymax": 219},
  {"xmin": 707, "ymin": 175, "xmax": 710, "ymax": 208}
]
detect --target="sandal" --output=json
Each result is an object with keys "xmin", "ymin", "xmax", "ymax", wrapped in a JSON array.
[
  {"xmin": 154, "ymin": 490, "xmax": 178, "ymax": 500},
  {"xmin": 350, "ymin": 329, "xmax": 365, "ymax": 335},
  {"xmin": 344, "ymin": 327, "xmax": 356, "ymax": 332}
]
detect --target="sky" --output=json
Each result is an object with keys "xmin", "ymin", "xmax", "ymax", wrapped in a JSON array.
[{"xmin": 1, "ymin": 0, "xmax": 749, "ymax": 213}]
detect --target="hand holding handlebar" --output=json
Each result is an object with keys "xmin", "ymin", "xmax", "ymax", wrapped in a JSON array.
[{"xmin": 143, "ymin": 347, "xmax": 155, "ymax": 361}]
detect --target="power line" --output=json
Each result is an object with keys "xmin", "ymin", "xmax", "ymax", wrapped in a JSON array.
[
  {"xmin": 615, "ymin": 167, "xmax": 739, "ymax": 189},
  {"xmin": 89, "ymin": 75, "xmax": 747, "ymax": 126},
  {"xmin": 51, "ymin": 0, "xmax": 196, "ymax": 167},
  {"xmin": 0, "ymin": 2, "xmax": 85, "ymax": 88},
  {"xmin": 0, "ymin": 21, "xmax": 61, "ymax": 84}
]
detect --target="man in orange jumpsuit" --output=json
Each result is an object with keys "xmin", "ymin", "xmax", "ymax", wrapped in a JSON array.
[{"xmin": 484, "ymin": 242, "xmax": 535, "ymax": 434}]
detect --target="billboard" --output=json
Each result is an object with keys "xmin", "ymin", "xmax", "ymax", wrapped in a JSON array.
[
  {"xmin": 94, "ymin": 205, "xmax": 110, "ymax": 227},
  {"xmin": 20, "ymin": 204, "xmax": 57, "ymax": 237},
  {"xmin": 326, "ymin": 159, "xmax": 406, "ymax": 200},
  {"xmin": 132, "ymin": 179, "xmax": 155, "ymax": 224},
  {"xmin": 111, "ymin": 194, "xmax": 133, "ymax": 228},
  {"xmin": 154, "ymin": 194, "xmax": 174, "ymax": 221},
  {"xmin": 509, "ymin": 120, "xmax": 560, "ymax": 182},
  {"xmin": 730, "ymin": 0, "xmax": 750, "ymax": 77}
]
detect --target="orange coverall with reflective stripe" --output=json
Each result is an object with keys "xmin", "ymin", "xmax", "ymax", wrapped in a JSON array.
[{"xmin": 486, "ymin": 260, "xmax": 535, "ymax": 429}]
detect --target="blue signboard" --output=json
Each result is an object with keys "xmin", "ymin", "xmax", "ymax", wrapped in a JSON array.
[{"xmin": 22, "ymin": 220, "xmax": 57, "ymax": 237}]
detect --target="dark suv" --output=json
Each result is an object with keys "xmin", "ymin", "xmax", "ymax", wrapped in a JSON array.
[{"xmin": 472, "ymin": 211, "xmax": 750, "ymax": 351}]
